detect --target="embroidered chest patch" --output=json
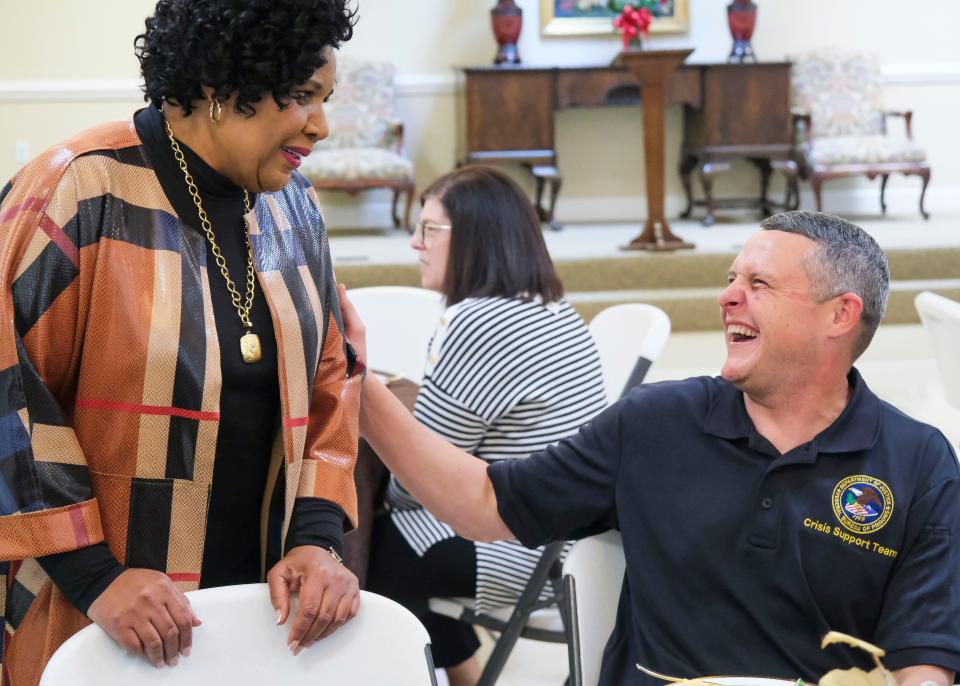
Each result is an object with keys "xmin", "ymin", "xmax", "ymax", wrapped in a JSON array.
[{"xmin": 832, "ymin": 475, "xmax": 894, "ymax": 534}]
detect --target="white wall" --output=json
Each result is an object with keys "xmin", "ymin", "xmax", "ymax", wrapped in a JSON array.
[{"xmin": 1, "ymin": 0, "xmax": 958, "ymax": 226}]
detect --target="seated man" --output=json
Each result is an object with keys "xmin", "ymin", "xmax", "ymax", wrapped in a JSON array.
[{"xmin": 341, "ymin": 211, "xmax": 959, "ymax": 686}]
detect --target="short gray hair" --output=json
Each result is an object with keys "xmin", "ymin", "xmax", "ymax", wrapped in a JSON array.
[{"xmin": 760, "ymin": 211, "xmax": 889, "ymax": 360}]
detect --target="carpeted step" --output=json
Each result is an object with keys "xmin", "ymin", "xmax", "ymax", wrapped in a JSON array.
[
  {"xmin": 333, "ymin": 248, "xmax": 960, "ymax": 332},
  {"xmin": 567, "ymin": 282, "xmax": 960, "ymax": 331},
  {"xmin": 336, "ymin": 248, "xmax": 960, "ymax": 292}
]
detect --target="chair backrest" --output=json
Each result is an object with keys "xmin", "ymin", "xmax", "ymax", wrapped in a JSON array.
[
  {"xmin": 915, "ymin": 291, "xmax": 960, "ymax": 410},
  {"xmin": 589, "ymin": 304, "xmax": 671, "ymax": 405},
  {"xmin": 562, "ymin": 531, "xmax": 626, "ymax": 686},
  {"xmin": 790, "ymin": 50, "xmax": 885, "ymax": 138},
  {"xmin": 40, "ymin": 585, "xmax": 436, "ymax": 686},
  {"xmin": 347, "ymin": 286, "xmax": 445, "ymax": 384},
  {"xmin": 314, "ymin": 57, "xmax": 398, "ymax": 150}
]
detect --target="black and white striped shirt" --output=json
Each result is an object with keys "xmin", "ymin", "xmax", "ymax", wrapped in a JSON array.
[{"xmin": 387, "ymin": 296, "xmax": 607, "ymax": 611}]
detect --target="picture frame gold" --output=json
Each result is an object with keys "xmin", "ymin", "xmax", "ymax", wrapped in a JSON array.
[{"xmin": 540, "ymin": 0, "xmax": 689, "ymax": 36}]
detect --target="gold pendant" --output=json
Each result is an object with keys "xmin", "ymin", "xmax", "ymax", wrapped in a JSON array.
[{"xmin": 240, "ymin": 332, "xmax": 262, "ymax": 364}]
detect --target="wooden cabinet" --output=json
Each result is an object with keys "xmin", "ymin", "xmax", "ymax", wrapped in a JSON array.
[
  {"xmin": 459, "ymin": 62, "xmax": 797, "ymax": 227},
  {"xmin": 680, "ymin": 62, "xmax": 797, "ymax": 225}
]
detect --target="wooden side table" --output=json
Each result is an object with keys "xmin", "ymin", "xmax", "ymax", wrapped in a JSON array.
[{"xmin": 678, "ymin": 62, "xmax": 799, "ymax": 225}]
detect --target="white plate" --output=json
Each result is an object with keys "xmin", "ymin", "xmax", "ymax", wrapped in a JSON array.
[
  {"xmin": 697, "ymin": 678, "xmax": 798, "ymax": 686},
  {"xmin": 635, "ymin": 668, "xmax": 798, "ymax": 686}
]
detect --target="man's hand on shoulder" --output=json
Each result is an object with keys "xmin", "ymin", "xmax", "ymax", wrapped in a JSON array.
[
  {"xmin": 87, "ymin": 568, "xmax": 202, "ymax": 668},
  {"xmin": 267, "ymin": 545, "xmax": 360, "ymax": 655}
]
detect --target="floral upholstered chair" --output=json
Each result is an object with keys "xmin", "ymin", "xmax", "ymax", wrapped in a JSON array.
[
  {"xmin": 790, "ymin": 50, "xmax": 931, "ymax": 218},
  {"xmin": 299, "ymin": 58, "xmax": 415, "ymax": 229}
]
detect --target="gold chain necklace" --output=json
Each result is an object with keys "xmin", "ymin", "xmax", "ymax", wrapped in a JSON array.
[{"xmin": 164, "ymin": 119, "xmax": 262, "ymax": 364}]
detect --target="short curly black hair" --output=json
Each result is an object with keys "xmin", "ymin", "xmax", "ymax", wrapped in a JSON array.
[{"xmin": 135, "ymin": 0, "xmax": 357, "ymax": 117}]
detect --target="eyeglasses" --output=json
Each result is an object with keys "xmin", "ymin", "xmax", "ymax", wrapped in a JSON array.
[{"xmin": 412, "ymin": 219, "xmax": 452, "ymax": 245}]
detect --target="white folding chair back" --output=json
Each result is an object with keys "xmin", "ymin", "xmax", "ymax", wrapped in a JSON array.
[
  {"xmin": 589, "ymin": 304, "xmax": 671, "ymax": 405},
  {"xmin": 915, "ymin": 291, "xmax": 960, "ymax": 410},
  {"xmin": 40, "ymin": 585, "xmax": 436, "ymax": 686},
  {"xmin": 562, "ymin": 531, "xmax": 626, "ymax": 686},
  {"xmin": 347, "ymin": 286, "xmax": 445, "ymax": 384}
]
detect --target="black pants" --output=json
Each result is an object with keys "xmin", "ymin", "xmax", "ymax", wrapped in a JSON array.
[{"xmin": 366, "ymin": 514, "xmax": 481, "ymax": 668}]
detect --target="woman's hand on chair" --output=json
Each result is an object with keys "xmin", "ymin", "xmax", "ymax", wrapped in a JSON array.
[
  {"xmin": 337, "ymin": 284, "xmax": 367, "ymax": 366},
  {"xmin": 267, "ymin": 544, "xmax": 361, "ymax": 654},
  {"xmin": 87, "ymin": 568, "xmax": 202, "ymax": 668}
]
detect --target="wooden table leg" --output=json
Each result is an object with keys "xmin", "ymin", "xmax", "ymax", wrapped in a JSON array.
[
  {"xmin": 771, "ymin": 158, "xmax": 799, "ymax": 211},
  {"xmin": 525, "ymin": 163, "xmax": 563, "ymax": 230},
  {"xmin": 750, "ymin": 157, "xmax": 773, "ymax": 216},
  {"xmin": 699, "ymin": 159, "xmax": 730, "ymax": 227},
  {"xmin": 679, "ymin": 152, "xmax": 698, "ymax": 219}
]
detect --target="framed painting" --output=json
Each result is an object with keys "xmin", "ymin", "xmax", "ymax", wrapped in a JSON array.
[{"xmin": 540, "ymin": 0, "xmax": 689, "ymax": 36}]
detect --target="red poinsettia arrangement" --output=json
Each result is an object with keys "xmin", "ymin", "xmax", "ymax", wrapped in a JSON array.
[{"xmin": 609, "ymin": 0, "xmax": 668, "ymax": 50}]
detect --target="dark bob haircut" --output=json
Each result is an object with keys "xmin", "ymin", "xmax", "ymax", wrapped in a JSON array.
[
  {"xmin": 422, "ymin": 166, "xmax": 564, "ymax": 306},
  {"xmin": 135, "ymin": 0, "xmax": 357, "ymax": 117}
]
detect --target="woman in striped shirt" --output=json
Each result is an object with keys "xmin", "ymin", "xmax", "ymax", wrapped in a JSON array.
[{"xmin": 364, "ymin": 166, "xmax": 607, "ymax": 686}]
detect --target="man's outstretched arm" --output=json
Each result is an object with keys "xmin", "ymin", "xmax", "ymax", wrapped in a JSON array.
[
  {"xmin": 340, "ymin": 285, "xmax": 513, "ymax": 542},
  {"xmin": 360, "ymin": 372, "xmax": 513, "ymax": 542}
]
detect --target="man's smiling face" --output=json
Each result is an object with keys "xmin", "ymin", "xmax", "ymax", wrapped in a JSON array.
[{"xmin": 718, "ymin": 230, "xmax": 835, "ymax": 397}]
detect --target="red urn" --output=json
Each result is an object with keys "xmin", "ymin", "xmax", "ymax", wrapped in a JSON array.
[
  {"xmin": 726, "ymin": 0, "xmax": 757, "ymax": 63},
  {"xmin": 491, "ymin": 0, "xmax": 522, "ymax": 65}
]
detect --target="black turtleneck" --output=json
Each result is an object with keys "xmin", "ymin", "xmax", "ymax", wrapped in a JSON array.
[{"xmin": 38, "ymin": 106, "xmax": 345, "ymax": 613}]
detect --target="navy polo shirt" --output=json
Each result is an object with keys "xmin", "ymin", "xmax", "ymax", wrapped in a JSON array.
[{"xmin": 489, "ymin": 369, "xmax": 960, "ymax": 685}]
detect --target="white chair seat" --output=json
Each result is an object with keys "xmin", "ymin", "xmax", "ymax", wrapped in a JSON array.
[
  {"xmin": 428, "ymin": 597, "xmax": 566, "ymax": 633},
  {"xmin": 40, "ymin": 585, "xmax": 436, "ymax": 686}
]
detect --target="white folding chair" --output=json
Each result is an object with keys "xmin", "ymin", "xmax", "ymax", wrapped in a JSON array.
[
  {"xmin": 346, "ymin": 286, "xmax": 445, "ymax": 385},
  {"xmin": 40, "ymin": 585, "xmax": 437, "ymax": 686},
  {"xmin": 915, "ymin": 291, "xmax": 960, "ymax": 410},
  {"xmin": 589, "ymin": 304, "xmax": 672, "ymax": 405},
  {"xmin": 426, "ymin": 307, "xmax": 667, "ymax": 685},
  {"xmin": 428, "ymin": 540, "xmax": 573, "ymax": 686},
  {"xmin": 562, "ymin": 531, "xmax": 626, "ymax": 686}
]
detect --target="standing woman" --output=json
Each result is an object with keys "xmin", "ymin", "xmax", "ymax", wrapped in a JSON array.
[
  {"xmin": 0, "ymin": 1, "xmax": 362, "ymax": 683},
  {"xmin": 361, "ymin": 166, "xmax": 608, "ymax": 686}
]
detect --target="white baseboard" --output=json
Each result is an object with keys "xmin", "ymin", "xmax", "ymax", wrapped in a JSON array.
[
  {"xmin": 321, "ymin": 201, "xmax": 406, "ymax": 230},
  {"xmin": 555, "ymin": 185, "xmax": 957, "ymax": 223},
  {"xmin": 321, "ymin": 185, "xmax": 960, "ymax": 229}
]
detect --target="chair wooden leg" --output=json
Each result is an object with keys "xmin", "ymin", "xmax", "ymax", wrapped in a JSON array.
[
  {"xmin": 546, "ymin": 175, "xmax": 563, "ymax": 231},
  {"xmin": 391, "ymin": 189, "xmax": 402, "ymax": 229},
  {"xmin": 751, "ymin": 157, "xmax": 773, "ymax": 217},
  {"xmin": 811, "ymin": 174, "xmax": 824, "ymax": 212},
  {"xmin": 918, "ymin": 168, "xmax": 931, "ymax": 220},
  {"xmin": 678, "ymin": 153, "xmax": 698, "ymax": 219},
  {"xmin": 403, "ymin": 185, "xmax": 415, "ymax": 231},
  {"xmin": 698, "ymin": 160, "xmax": 730, "ymax": 227},
  {"xmin": 784, "ymin": 160, "xmax": 799, "ymax": 210},
  {"xmin": 534, "ymin": 175, "xmax": 546, "ymax": 218},
  {"xmin": 879, "ymin": 174, "xmax": 890, "ymax": 215}
]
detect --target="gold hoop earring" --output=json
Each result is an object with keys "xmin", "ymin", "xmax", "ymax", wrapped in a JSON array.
[{"xmin": 209, "ymin": 99, "xmax": 223, "ymax": 124}]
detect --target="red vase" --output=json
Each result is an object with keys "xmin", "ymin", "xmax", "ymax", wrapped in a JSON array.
[
  {"xmin": 726, "ymin": 0, "xmax": 757, "ymax": 63},
  {"xmin": 491, "ymin": 0, "xmax": 522, "ymax": 65}
]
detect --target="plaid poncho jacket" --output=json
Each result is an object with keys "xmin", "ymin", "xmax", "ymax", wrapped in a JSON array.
[{"xmin": 0, "ymin": 120, "xmax": 362, "ymax": 685}]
